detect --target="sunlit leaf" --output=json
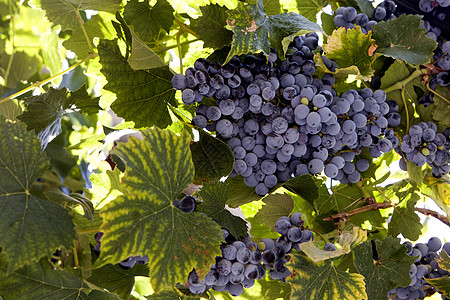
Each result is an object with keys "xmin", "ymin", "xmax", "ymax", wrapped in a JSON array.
[
  {"xmin": 296, "ymin": 0, "xmax": 328, "ymax": 22},
  {"xmin": 288, "ymin": 253, "xmax": 367, "ymax": 300},
  {"xmin": 96, "ymin": 128, "xmax": 223, "ymax": 291},
  {"xmin": 98, "ymin": 39, "xmax": 176, "ymax": 128},
  {"xmin": 128, "ymin": 29, "xmax": 165, "ymax": 70},
  {"xmin": 254, "ymin": 193, "xmax": 293, "ymax": 231},
  {"xmin": 196, "ymin": 4, "xmax": 233, "ymax": 49}
]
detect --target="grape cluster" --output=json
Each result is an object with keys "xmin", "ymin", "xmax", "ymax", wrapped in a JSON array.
[
  {"xmin": 399, "ymin": 122, "xmax": 450, "ymax": 177},
  {"xmin": 389, "ymin": 238, "xmax": 450, "ymax": 299},
  {"xmin": 186, "ymin": 212, "xmax": 327, "ymax": 296},
  {"xmin": 333, "ymin": 1, "xmax": 397, "ymax": 33},
  {"xmin": 172, "ymin": 33, "xmax": 401, "ymax": 195},
  {"xmin": 93, "ymin": 232, "xmax": 149, "ymax": 269}
]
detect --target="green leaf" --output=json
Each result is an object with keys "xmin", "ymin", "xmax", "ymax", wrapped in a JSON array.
[
  {"xmin": 288, "ymin": 254, "xmax": 367, "ymax": 300},
  {"xmin": 225, "ymin": 0, "xmax": 323, "ymax": 62},
  {"xmin": 372, "ymin": 14, "xmax": 437, "ymax": 65},
  {"xmin": 98, "ymin": 39, "xmax": 176, "ymax": 128},
  {"xmin": 86, "ymin": 167, "xmax": 126, "ymax": 209},
  {"xmin": 41, "ymin": 28, "xmax": 63, "ymax": 78},
  {"xmin": 355, "ymin": 0, "xmax": 374, "ymax": 16},
  {"xmin": 323, "ymin": 27, "xmax": 376, "ymax": 81},
  {"xmin": 97, "ymin": 128, "xmax": 223, "ymax": 291},
  {"xmin": 62, "ymin": 12, "xmax": 116, "ymax": 58},
  {"xmin": 283, "ymin": 174, "xmax": 319, "ymax": 206},
  {"xmin": 44, "ymin": 188, "xmax": 95, "ymax": 222},
  {"xmin": 0, "ymin": 255, "xmax": 120, "ymax": 299},
  {"xmin": 259, "ymin": 277, "xmax": 291, "ymax": 299},
  {"xmin": 430, "ymin": 85, "xmax": 450, "ymax": 127},
  {"xmin": 295, "ymin": 0, "xmax": 328, "ymax": 22},
  {"xmin": 0, "ymin": 116, "xmax": 76, "ymax": 274},
  {"xmin": 299, "ymin": 226, "xmax": 367, "ymax": 262},
  {"xmin": 226, "ymin": 176, "xmax": 262, "ymax": 208},
  {"xmin": 123, "ymin": 0, "xmax": 174, "ymax": 42},
  {"xmin": 190, "ymin": 130, "xmax": 234, "ymax": 181},
  {"xmin": 254, "ymin": 193, "xmax": 293, "ymax": 231},
  {"xmin": 0, "ymin": 51, "xmax": 39, "ymax": 88},
  {"xmin": 321, "ymin": 12, "xmax": 336, "ymax": 37},
  {"xmin": 87, "ymin": 263, "xmax": 148, "ymax": 300},
  {"xmin": 263, "ymin": 0, "xmax": 281, "ymax": 15},
  {"xmin": 196, "ymin": 4, "xmax": 233, "ymax": 49},
  {"xmin": 353, "ymin": 237, "xmax": 417, "ymax": 300},
  {"xmin": 406, "ymin": 160, "xmax": 425, "ymax": 185},
  {"xmin": 30, "ymin": 0, "xmax": 122, "ymax": 29},
  {"xmin": 128, "ymin": 29, "xmax": 165, "ymax": 70},
  {"xmin": 387, "ymin": 182, "xmax": 423, "ymax": 240},
  {"xmin": 247, "ymin": 217, "xmax": 280, "ymax": 240},
  {"xmin": 17, "ymin": 86, "xmax": 100, "ymax": 148},
  {"xmin": 421, "ymin": 175, "xmax": 450, "ymax": 216},
  {"xmin": 197, "ymin": 181, "xmax": 248, "ymax": 238},
  {"xmin": 436, "ymin": 250, "xmax": 450, "ymax": 272}
]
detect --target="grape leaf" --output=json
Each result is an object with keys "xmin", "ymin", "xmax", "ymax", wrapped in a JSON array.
[
  {"xmin": 0, "ymin": 255, "xmax": 120, "ymax": 299},
  {"xmin": 0, "ymin": 51, "xmax": 39, "ymax": 88},
  {"xmin": 41, "ymin": 28, "xmax": 63, "ymax": 78},
  {"xmin": 259, "ymin": 277, "xmax": 291, "ymax": 299},
  {"xmin": 321, "ymin": 12, "xmax": 336, "ymax": 36},
  {"xmin": 388, "ymin": 181, "xmax": 423, "ymax": 241},
  {"xmin": 17, "ymin": 86, "xmax": 100, "ymax": 148},
  {"xmin": 29, "ymin": 0, "xmax": 121, "ymax": 29},
  {"xmin": 87, "ymin": 263, "xmax": 148, "ymax": 300},
  {"xmin": 353, "ymin": 237, "xmax": 417, "ymax": 300},
  {"xmin": 98, "ymin": 39, "xmax": 176, "ymax": 128},
  {"xmin": 295, "ymin": 0, "xmax": 328, "ymax": 22},
  {"xmin": 196, "ymin": 4, "xmax": 233, "ymax": 49},
  {"xmin": 288, "ymin": 253, "xmax": 367, "ymax": 300},
  {"xmin": 0, "ymin": 116, "xmax": 76, "ymax": 274},
  {"xmin": 406, "ymin": 160, "xmax": 425, "ymax": 185},
  {"xmin": 436, "ymin": 250, "xmax": 450, "ymax": 272},
  {"xmin": 197, "ymin": 181, "xmax": 248, "ymax": 238},
  {"xmin": 429, "ymin": 85, "xmax": 450, "ymax": 127},
  {"xmin": 299, "ymin": 226, "xmax": 367, "ymax": 262},
  {"xmin": 254, "ymin": 193, "xmax": 294, "ymax": 231},
  {"xmin": 128, "ymin": 29, "xmax": 165, "ymax": 70},
  {"xmin": 98, "ymin": 40, "xmax": 176, "ymax": 128},
  {"xmin": 190, "ymin": 130, "xmax": 234, "ymax": 181},
  {"xmin": 247, "ymin": 217, "xmax": 280, "ymax": 240},
  {"xmin": 426, "ymin": 276, "xmax": 450, "ymax": 298},
  {"xmin": 62, "ymin": 12, "xmax": 116, "ymax": 58},
  {"xmin": 86, "ymin": 167, "xmax": 125, "ymax": 209},
  {"xmin": 263, "ymin": 0, "xmax": 281, "ymax": 15},
  {"xmin": 322, "ymin": 27, "xmax": 376, "ymax": 81},
  {"xmin": 226, "ymin": 176, "xmax": 262, "ymax": 208},
  {"xmin": 123, "ymin": 0, "xmax": 174, "ymax": 42},
  {"xmin": 355, "ymin": 0, "xmax": 374, "ymax": 17},
  {"xmin": 225, "ymin": 0, "xmax": 323, "ymax": 62},
  {"xmin": 283, "ymin": 174, "xmax": 319, "ymax": 206},
  {"xmin": 96, "ymin": 128, "xmax": 223, "ymax": 291},
  {"xmin": 372, "ymin": 14, "xmax": 437, "ymax": 65}
]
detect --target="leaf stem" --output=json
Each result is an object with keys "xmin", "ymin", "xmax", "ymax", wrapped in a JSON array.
[
  {"xmin": 383, "ymin": 68, "xmax": 426, "ymax": 94},
  {"xmin": 0, "ymin": 53, "xmax": 97, "ymax": 105},
  {"xmin": 323, "ymin": 201, "xmax": 393, "ymax": 222},
  {"xmin": 75, "ymin": 8, "xmax": 93, "ymax": 53},
  {"xmin": 426, "ymin": 81, "xmax": 450, "ymax": 105},
  {"xmin": 174, "ymin": 16, "xmax": 199, "ymax": 38},
  {"xmin": 176, "ymin": 31, "xmax": 183, "ymax": 74},
  {"xmin": 400, "ymin": 86, "xmax": 410, "ymax": 131},
  {"xmin": 163, "ymin": 38, "xmax": 199, "ymax": 51}
]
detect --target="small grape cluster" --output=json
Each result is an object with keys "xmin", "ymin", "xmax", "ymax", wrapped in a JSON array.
[
  {"xmin": 93, "ymin": 232, "xmax": 149, "ymax": 269},
  {"xmin": 399, "ymin": 123, "xmax": 450, "ymax": 177},
  {"xmin": 186, "ymin": 212, "xmax": 328, "ymax": 297},
  {"xmin": 172, "ymin": 33, "xmax": 401, "ymax": 195},
  {"xmin": 389, "ymin": 238, "xmax": 450, "ymax": 300},
  {"xmin": 333, "ymin": 0, "xmax": 397, "ymax": 33}
]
